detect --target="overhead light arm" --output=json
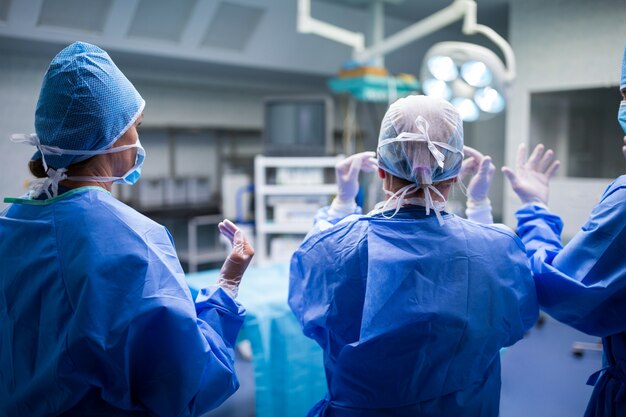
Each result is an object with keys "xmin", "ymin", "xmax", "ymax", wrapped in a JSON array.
[
  {"xmin": 297, "ymin": 0, "xmax": 365, "ymax": 52},
  {"xmin": 354, "ymin": 0, "xmax": 469, "ymax": 62},
  {"xmin": 466, "ymin": 23, "xmax": 516, "ymax": 81},
  {"xmin": 298, "ymin": 0, "xmax": 515, "ymax": 82}
]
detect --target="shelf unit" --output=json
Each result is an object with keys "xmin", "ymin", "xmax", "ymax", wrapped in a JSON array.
[{"xmin": 254, "ymin": 155, "xmax": 342, "ymax": 264}]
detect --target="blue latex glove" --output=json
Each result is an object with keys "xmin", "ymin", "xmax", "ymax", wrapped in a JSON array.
[
  {"xmin": 502, "ymin": 143, "xmax": 560, "ymax": 206},
  {"xmin": 335, "ymin": 151, "xmax": 378, "ymax": 204}
]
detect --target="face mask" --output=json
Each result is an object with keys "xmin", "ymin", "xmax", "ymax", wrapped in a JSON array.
[
  {"xmin": 61, "ymin": 140, "xmax": 145, "ymax": 185},
  {"xmin": 10, "ymin": 133, "xmax": 146, "ymax": 198},
  {"xmin": 115, "ymin": 141, "xmax": 145, "ymax": 185},
  {"xmin": 618, "ymin": 101, "xmax": 626, "ymax": 134}
]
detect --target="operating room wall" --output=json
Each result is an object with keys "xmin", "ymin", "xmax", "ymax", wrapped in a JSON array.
[
  {"xmin": 0, "ymin": 51, "xmax": 46, "ymax": 205},
  {"xmin": 504, "ymin": 0, "xmax": 626, "ymax": 238},
  {"xmin": 0, "ymin": 49, "xmax": 322, "ymax": 208}
]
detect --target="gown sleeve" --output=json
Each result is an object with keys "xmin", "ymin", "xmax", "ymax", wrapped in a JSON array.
[
  {"xmin": 515, "ymin": 176, "xmax": 626, "ymax": 337},
  {"xmin": 65, "ymin": 224, "xmax": 246, "ymax": 416}
]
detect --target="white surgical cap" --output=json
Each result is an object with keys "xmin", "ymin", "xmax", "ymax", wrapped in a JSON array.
[
  {"xmin": 375, "ymin": 95, "xmax": 464, "ymax": 224},
  {"xmin": 377, "ymin": 95, "xmax": 464, "ymax": 185}
]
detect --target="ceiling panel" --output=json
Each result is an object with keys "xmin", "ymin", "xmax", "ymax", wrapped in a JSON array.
[
  {"xmin": 37, "ymin": 0, "xmax": 111, "ymax": 33},
  {"xmin": 0, "ymin": 0, "xmax": 10, "ymax": 22},
  {"xmin": 202, "ymin": 2, "xmax": 265, "ymax": 51},
  {"xmin": 128, "ymin": 0, "xmax": 197, "ymax": 43}
]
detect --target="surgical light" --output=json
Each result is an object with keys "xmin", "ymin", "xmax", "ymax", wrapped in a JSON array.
[
  {"xmin": 474, "ymin": 86, "xmax": 505, "ymax": 113},
  {"xmin": 452, "ymin": 97, "xmax": 479, "ymax": 122},
  {"xmin": 421, "ymin": 42, "xmax": 510, "ymax": 122},
  {"xmin": 427, "ymin": 56, "xmax": 458, "ymax": 82},
  {"xmin": 422, "ymin": 79, "xmax": 452, "ymax": 100},
  {"xmin": 297, "ymin": 0, "xmax": 517, "ymax": 122},
  {"xmin": 461, "ymin": 61, "xmax": 492, "ymax": 87}
]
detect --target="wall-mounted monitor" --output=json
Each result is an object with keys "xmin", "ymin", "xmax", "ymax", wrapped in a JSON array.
[{"xmin": 263, "ymin": 95, "xmax": 333, "ymax": 156}]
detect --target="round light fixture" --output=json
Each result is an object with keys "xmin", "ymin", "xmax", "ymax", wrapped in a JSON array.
[
  {"xmin": 427, "ymin": 56, "xmax": 458, "ymax": 82},
  {"xmin": 474, "ymin": 86, "xmax": 505, "ymax": 113},
  {"xmin": 420, "ymin": 42, "xmax": 509, "ymax": 122},
  {"xmin": 461, "ymin": 61, "xmax": 492, "ymax": 87},
  {"xmin": 452, "ymin": 97, "xmax": 479, "ymax": 122},
  {"xmin": 422, "ymin": 78, "xmax": 452, "ymax": 100}
]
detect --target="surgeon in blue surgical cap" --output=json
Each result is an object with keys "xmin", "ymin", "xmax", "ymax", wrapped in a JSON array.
[
  {"xmin": 502, "ymin": 45, "xmax": 626, "ymax": 417},
  {"xmin": 289, "ymin": 94, "xmax": 539, "ymax": 417},
  {"xmin": 0, "ymin": 42, "xmax": 254, "ymax": 416}
]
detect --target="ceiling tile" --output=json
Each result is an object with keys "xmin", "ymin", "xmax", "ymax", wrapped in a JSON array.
[
  {"xmin": 128, "ymin": 0, "xmax": 197, "ymax": 43},
  {"xmin": 37, "ymin": 0, "xmax": 111, "ymax": 33},
  {"xmin": 201, "ymin": 2, "xmax": 265, "ymax": 51}
]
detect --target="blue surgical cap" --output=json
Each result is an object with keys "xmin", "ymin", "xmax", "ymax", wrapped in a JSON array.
[
  {"xmin": 33, "ymin": 41, "xmax": 145, "ymax": 169},
  {"xmin": 377, "ymin": 95, "xmax": 464, "ymax": 186},
  {"xmin": 621, "ymin": 44, "xmax": 626, "ymax": 92}
]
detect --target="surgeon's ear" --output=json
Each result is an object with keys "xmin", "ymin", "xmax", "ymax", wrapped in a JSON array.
[{"xmin": 378, "ymin": 168, "xmax": 386, "ymax": 179}]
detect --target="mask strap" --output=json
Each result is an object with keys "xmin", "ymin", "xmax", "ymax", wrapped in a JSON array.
[
  {"xmin": 11, "ymin": 133, "xmax": 144, "ymax": 197},
  {"xmin": 28, "ymin": 167, "xmax": 68, "ymax": 199},
  {"xmin": 373, "ymin": 182, "xmax": 447, "ymax": 225},
  {"xmin": 375, "ymin": 183, "xmax": 419, "ymax": 219},
  {"xmin": 65, "ymin": 175, "xmax": 120, "ymax": 183},
  {"xmin": 11, "ymin": 133, "xmax": 51, "ymax": 172},
  {"xmin": 424, "ymin": 185, "xmax": 445, "ymax": 226}
]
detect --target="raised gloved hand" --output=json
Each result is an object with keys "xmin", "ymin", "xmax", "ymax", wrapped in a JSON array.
[
  {"xmin": 217, "ymin": 219, "xmax": 254, "ymax": 299},
  {"xmin": 502, "ymin": 143, "xmax": 560, "ymax": 206},
  {"xmin": 335, "ymin": 151, "xmax": 378, "ymax": 204},
  {"xmin": 461, "ymin": 146, "xmax": 495, "ymax": 204},
  {"xmin": 622, "ymin": 136, "xmax": 626, "ymax": 159}
]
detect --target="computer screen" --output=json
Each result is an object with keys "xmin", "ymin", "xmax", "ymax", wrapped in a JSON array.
[{"xmin": 263, "ymin": 96, "xmax": 333, "ymax": 156}]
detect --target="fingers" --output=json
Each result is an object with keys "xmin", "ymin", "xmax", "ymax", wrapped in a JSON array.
[
  {"xmin": 361, "ymin": 156, "xmax": 378, "ymax": 173},
  {"xmin": 355, "ymin": 151, "xmax": 378, "ymax": 173},
  {"xmin": 537, "ymin": 148, "xmax": 555, "ymax": 173},
  {"xmin": 501, "ymin": 166, "xmax": 517, "ymax": 185},
  {"xmin": 346, "ymin": 156, "xmax": 363, "ymax": 181},
  {"xmin": 461, "ymin": 156, "xmax": 477, "ymax": 177},
  {"xmin": 336, "ymin": 152, "xmax": 377, "ymax": 175},
  {"xmin": 478, "ymin": 156, "xmax": 494, "ymax": 180},
  {"xmin": 623, "ymin": 136, "xmax": 626, "ymax": 159},
  {"xmin": 218, "ymin": 219, "xmax": 238, "ymax": 243},
  {"xmin": 527, "ymin": 144, "xmax": 545, "ymax": 169},
  {"xmin": 463, "ymin": 146, "xmax": 484, "ymax": 161},
  {"xmin": 545, "ymin": 160, "xmax": 561, "ymax": 179}
]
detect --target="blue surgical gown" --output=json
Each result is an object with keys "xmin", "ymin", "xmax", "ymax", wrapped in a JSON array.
[
  {"xmin": 0, "ymin": 187, "xmax": 245, "ymax": 416},
  {"xmin": 515, "ymin": 175, "xmax": 626, "ymax": 417},
  {"xmin": 289, "ymin": 205, "xmax": 538, "ymax": 417}
]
